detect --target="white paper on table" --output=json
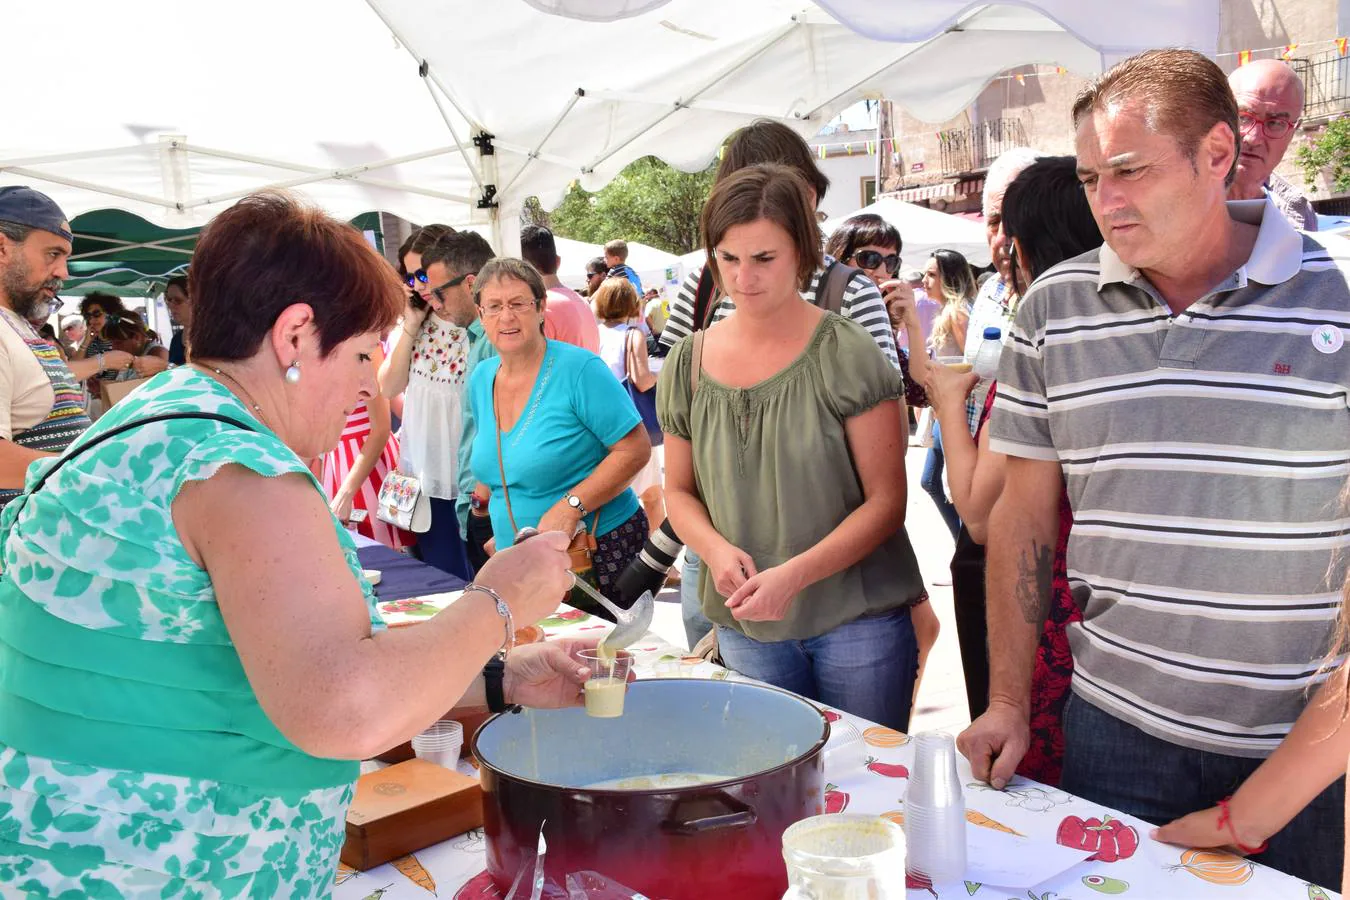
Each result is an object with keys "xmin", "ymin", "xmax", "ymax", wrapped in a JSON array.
[{"xmin": 964, "ymin": 826, "xmax": 1096, "ymax": 890}]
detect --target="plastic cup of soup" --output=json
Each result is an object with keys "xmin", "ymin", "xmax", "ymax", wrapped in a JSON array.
[{"xmin": 577, "ymin": 648, "xmax": 633, "ymax": 718}]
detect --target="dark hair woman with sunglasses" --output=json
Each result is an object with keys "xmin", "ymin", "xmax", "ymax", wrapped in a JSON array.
[{"xmin": 378, "ymin": 229, "xmax": 496, "ymax": 577}]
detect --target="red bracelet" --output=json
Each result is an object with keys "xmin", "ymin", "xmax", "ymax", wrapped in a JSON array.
[{"xmin": 1216, "ymin": 796, "xmax": 1269, "ymax": 855}]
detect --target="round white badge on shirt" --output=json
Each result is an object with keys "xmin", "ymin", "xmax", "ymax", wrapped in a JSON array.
[{"xmin": 1313, "ymin": 324, "xmax": 1344, "ymax": 354}]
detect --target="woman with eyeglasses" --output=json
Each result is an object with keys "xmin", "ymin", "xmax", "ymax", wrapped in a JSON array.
[
  {"xmin": 74, "ymin": 292, "xmax": 168, "ymax": 416},
  {"xmin": 467, "ymin": 258, "xmax": 652, "ymax": 619}
]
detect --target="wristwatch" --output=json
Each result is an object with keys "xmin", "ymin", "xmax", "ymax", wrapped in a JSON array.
[
  {"xmin": 482, "ymin": 654, "xmax": 520, "ymax": 715},
  {"xmin": 564, "ymin": 492, "xmax": 588, "ymax": 517}
]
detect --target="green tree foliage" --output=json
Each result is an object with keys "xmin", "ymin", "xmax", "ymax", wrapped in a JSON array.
[
  {"xmin": 1296, "ymin": 117, "xmax": 1350, "ymax": 194},
  {"xmin": 545, "ymin": 156, "xmax": 717, "ymax": 254}
]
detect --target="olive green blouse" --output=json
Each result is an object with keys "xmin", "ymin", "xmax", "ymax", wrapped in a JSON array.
[{"xmin": 656, "ymin": 313, "xmax": 925, "ymax": 642}]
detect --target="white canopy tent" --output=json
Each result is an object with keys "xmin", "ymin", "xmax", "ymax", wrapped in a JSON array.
[
  {"xmin": 822, "ymin": 198, "xmax": 992, "ymax": 268},
  {"xmin": 3, "ymin": 1, "xmax": 1218, "ymax": 253}
]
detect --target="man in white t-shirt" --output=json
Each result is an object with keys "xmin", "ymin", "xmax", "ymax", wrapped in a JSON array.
[{"xmin": 0, "ymin": 187, "xmax": 130, "ymax": 504}]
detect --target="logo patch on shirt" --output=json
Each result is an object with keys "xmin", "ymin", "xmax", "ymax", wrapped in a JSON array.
[
  {"xmin": 1273, "ymin": 362, "xmax": 1291, "ymax": 375},
  {"xmin": 1313, "ymin": 324, "xmax": 1344, "ymax": 354}
]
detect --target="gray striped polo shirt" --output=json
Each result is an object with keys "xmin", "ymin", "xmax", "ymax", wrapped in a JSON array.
[{"xmin": 991, "ymin": 198, "xmax": 1350, "ymax": 758}]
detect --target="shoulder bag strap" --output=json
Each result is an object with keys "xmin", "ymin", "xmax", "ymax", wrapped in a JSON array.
[
  {"xmin": 690, "ymin": 329, "xmax": 706, "ymax": 396},
  {"xmin": 23, "ymin": 411, "xmax": 255, "ymax": 500},
  {"xmin": 492, "ymin": 377, "xmax": 521, "ymax": 537},
  {"xmin": 818, "ymin": 260, "xmax": 857, "ymax": 316},
  {"xmin": 693, "ymin": 265, "xmax": 720, "ymax": 332}
]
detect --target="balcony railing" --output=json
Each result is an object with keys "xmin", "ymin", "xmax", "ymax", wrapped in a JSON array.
[
  {"xmin": 937, "ymin": 117, "xmax": 1028, "ymax": 176},
  {"xmin": 1293, "ymin": 50, "xmax": 1350, "ymax": 119}
]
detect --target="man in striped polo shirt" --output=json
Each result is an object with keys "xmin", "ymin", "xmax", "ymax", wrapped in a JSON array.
[{"xmin": 957, "ymin": 49, "xmax": 1348, "ymax": 887}]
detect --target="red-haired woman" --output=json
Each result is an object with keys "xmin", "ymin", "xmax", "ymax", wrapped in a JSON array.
[{"xmin": 0, "ymin": 192, "xmax": 602, "ymax": 897}]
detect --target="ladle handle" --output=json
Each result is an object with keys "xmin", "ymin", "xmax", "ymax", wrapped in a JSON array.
[{"xmin": 513, "ymin": 526, "xmax": 626, "ymax": 619}]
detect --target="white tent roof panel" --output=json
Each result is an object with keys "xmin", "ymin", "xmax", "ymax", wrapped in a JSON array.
[{"xmin": 3, "ymin": 0, "xmax": 1219, "ymax": 245}]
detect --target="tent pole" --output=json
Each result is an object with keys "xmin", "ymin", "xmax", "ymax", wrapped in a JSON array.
[
  {"xmin": 419, "ymin": 77, "xmax": 487, "ymax": 197},
  {"xmin": 178, "ymin": 143, "xmax": 477, "ymax": 204},
  {"xmin": 71, "ymin": 241, "xmax": 196, "ymax": 261},
  {"xmin": 582, "ymin": 90, "xmax": 785, "ymax": 119},
  {"xmin": 1, "ymin": 145, "xmax": 155, "ymax": 168},
  {"xmin": 582, "ymin": 18, "xmax": 802, "ymax": 174},
  {"xmin": 0, "ymin": 167, "xmax": 175, "ymax": 209},
  {"xmin": 498, "ymin": 89, "xmax": 585, "ymax": 198}
]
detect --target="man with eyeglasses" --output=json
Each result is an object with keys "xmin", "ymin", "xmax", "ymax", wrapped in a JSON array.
[
  {"xmin": 583, "ymin": 257, "xmax": 607, "ymax": 297},
  {"xmin": 1228, "ymin": 59, "xmax": 1317, "ymax": 231}
]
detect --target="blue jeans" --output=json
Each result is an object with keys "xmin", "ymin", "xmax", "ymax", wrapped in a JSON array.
[
  {"xmin": 716, "ymin": 607, "xmax": 919, "ymax": 732},
  {"xmin": 920, "ymin": 421, "xmax": 961, "ymax": 539},
  {"xmin": 680, "ymin": 549, "xmax": 714, "ymax": 650},
  {"xmin": 415, "ymin": 497, "xmax": 473, "ymax": 580},
  {"xmin": 1061, "ymin": 693, "xmax": 1344, "ymax": 889}
]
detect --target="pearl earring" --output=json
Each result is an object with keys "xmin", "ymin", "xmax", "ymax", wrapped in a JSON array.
[{"xmin": 284, "ymin": 362, "xmax": 301, "ymax": 384}]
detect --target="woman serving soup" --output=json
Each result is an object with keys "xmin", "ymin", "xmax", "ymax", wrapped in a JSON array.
[{"xmin": 0, "ymin": 193, "xmax": 602, "ymax": 897}]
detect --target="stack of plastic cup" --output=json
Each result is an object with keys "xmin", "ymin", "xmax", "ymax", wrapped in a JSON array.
[
  {"xmin": 411, "ymin": 720, "xmax": 463, "ymax": 768},
  {"xmin": 903, "ymin": 732, "xmax": 967, "ymax": 882}
]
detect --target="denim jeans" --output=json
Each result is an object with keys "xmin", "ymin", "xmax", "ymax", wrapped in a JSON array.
[
  {"xmin": 716, "ymin": 607, "xmax": 919, "ymax": 732},
  {"xmin": 679, "ymin": 548, "xmax": 714, "ymax": 650},
  {"xmin": 1061, "ymin": 693, "xmax": 1344, "ymax": 890},
  {"xmin": 920, "ymin": 421, "xmax": 961, "ymax": 539}
]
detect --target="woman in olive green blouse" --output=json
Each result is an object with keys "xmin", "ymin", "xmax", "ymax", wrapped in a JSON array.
[{"xmin": 657, "ymin": 164, "xmax": 927, "ymax": 730}]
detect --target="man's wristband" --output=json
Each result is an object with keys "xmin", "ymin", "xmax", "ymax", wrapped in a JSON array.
[{"xmin": 482, "ymin": 654, "xmax": 519, "ymax": 714}]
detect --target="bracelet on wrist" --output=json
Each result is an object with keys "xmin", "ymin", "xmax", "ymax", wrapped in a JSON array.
[
  {"xmin": 464, "ymin": 582, "xmax": 515, "ymax": 654},
  {"xmin": 1216, "ymin": 796, "xmax": 1269, "ymax": 855}
]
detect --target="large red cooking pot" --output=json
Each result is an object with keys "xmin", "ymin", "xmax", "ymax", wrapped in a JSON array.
[{"xmin": 473, "ymin": 679, "xmax": 828, "ymax": 899}]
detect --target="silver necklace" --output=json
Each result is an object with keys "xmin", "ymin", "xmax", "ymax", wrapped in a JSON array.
[{"xmin": 197, "ymin": 364, "xmax": 271, "ymax": 429}]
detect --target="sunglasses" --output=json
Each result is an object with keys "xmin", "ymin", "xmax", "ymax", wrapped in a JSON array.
[
  {"xmin": 406, "ymin": 269, "xmax": 429, "ymax": 289},
  {"xmin": 852, "ymin": 250, "xmax": 901, "ymax": 275},
  {"xmin": 430, "ymin": 271, "xmax": 472, "ymax": 304}
]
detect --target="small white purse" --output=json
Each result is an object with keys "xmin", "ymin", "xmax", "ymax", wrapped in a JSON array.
[{"xmin": 375, "ymin": 471, "xmax": 432, "ymax": 533}]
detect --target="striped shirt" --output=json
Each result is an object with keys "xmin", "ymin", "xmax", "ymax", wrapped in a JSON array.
[
  {"xmin": 658, "ymin": 260, "xmax": 901, "ymax": 369},
  {"xmin": 990, "ymin": 198, "xmax": 1350, "ymax": 758}
]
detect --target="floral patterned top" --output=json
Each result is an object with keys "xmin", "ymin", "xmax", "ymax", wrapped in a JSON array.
[
  {"xmin": 0, "ymin": 366, "xmax": 381, "ymax": 898},
  {"xmin": 399, "ymin": 315, "xmax": 471, "ymax": 499}
]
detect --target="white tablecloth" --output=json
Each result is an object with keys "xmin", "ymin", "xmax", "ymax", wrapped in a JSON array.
[{"xmin": 333, "ymin": 605, "xmax": 1339, "ymax": 900}]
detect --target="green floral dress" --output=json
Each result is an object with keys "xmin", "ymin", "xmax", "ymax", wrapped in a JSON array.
[{"xmin": 0, "ymin": 367, "xmax": 382, "ymax": 898}]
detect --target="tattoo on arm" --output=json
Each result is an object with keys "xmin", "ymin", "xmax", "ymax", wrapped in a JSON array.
[{"xmin": 1013, "ymin": 541, "xmax": 1054, "ymax": 625}]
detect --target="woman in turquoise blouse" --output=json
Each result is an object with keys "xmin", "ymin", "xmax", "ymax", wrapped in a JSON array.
[
  {"xmin": 0, "ymin": 193, "xmax": 600, "ymax": 898},
  {"xmin": 468, "ymin": 258, "xmax": 652, "ymax": 618}
]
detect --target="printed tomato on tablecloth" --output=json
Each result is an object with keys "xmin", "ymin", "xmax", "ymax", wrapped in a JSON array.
[
  {"xmin": 1057, "ymin": 814, "xmax": 1139, "ymax": 863},
  {"xmin": 824, "ymin": 783, "xmax": 849, "ymax": 813}
]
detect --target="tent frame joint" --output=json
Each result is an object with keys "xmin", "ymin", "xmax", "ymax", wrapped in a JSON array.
[{"xmin": 473, "ymin": 132, "xmax": 497, "ymax": 156}]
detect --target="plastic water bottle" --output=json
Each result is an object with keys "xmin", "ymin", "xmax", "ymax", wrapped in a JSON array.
[{"xmin": 972, "ymin": 326, "xmax": 1003, "ymax": 379}]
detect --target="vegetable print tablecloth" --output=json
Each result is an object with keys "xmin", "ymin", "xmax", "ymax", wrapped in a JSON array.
[{"xmin": 334, "ymin": 603, "xmax": 1339, "ymax": 900}]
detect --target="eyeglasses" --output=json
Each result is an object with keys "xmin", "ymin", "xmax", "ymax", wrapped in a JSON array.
[
  {"xmin": 479, "ymin": 299, "xmax": 537, "ymax": 318},
  {"xmin": 1238, "ymin": 111, "xmax": 1299, "ymax": 141},
  {"xmin": 851, "ymin": 250, "xmax": 901, "ymax": 275},
  {"xmin": 83, "ymin": 310, "xmax": 105, "ymax": 321},
  {"xmin": 587, "ymin": 271, "xmax": 605, "ymax": 280},
  {"xmin": 406, "ymin": 269, "xmax": 429, "ymax": 289},
  {"xmin": 429, "ymin": 271, "xmax": 471, "ymax": 304}
]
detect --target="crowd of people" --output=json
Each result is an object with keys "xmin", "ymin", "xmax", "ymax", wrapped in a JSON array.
[{"xmin": 0, "ymin": 44, "xmax": 1345, "ymax": 896}]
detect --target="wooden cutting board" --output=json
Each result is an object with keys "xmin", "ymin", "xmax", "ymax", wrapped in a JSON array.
[{"xmin": 341, "ymin": 758, "xmax": 484, "ymax": 870}]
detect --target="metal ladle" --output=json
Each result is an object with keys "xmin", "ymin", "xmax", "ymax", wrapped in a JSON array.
[{"xmin": 514, "ymin": 526, "xmax": 654, "ymax": 650}]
